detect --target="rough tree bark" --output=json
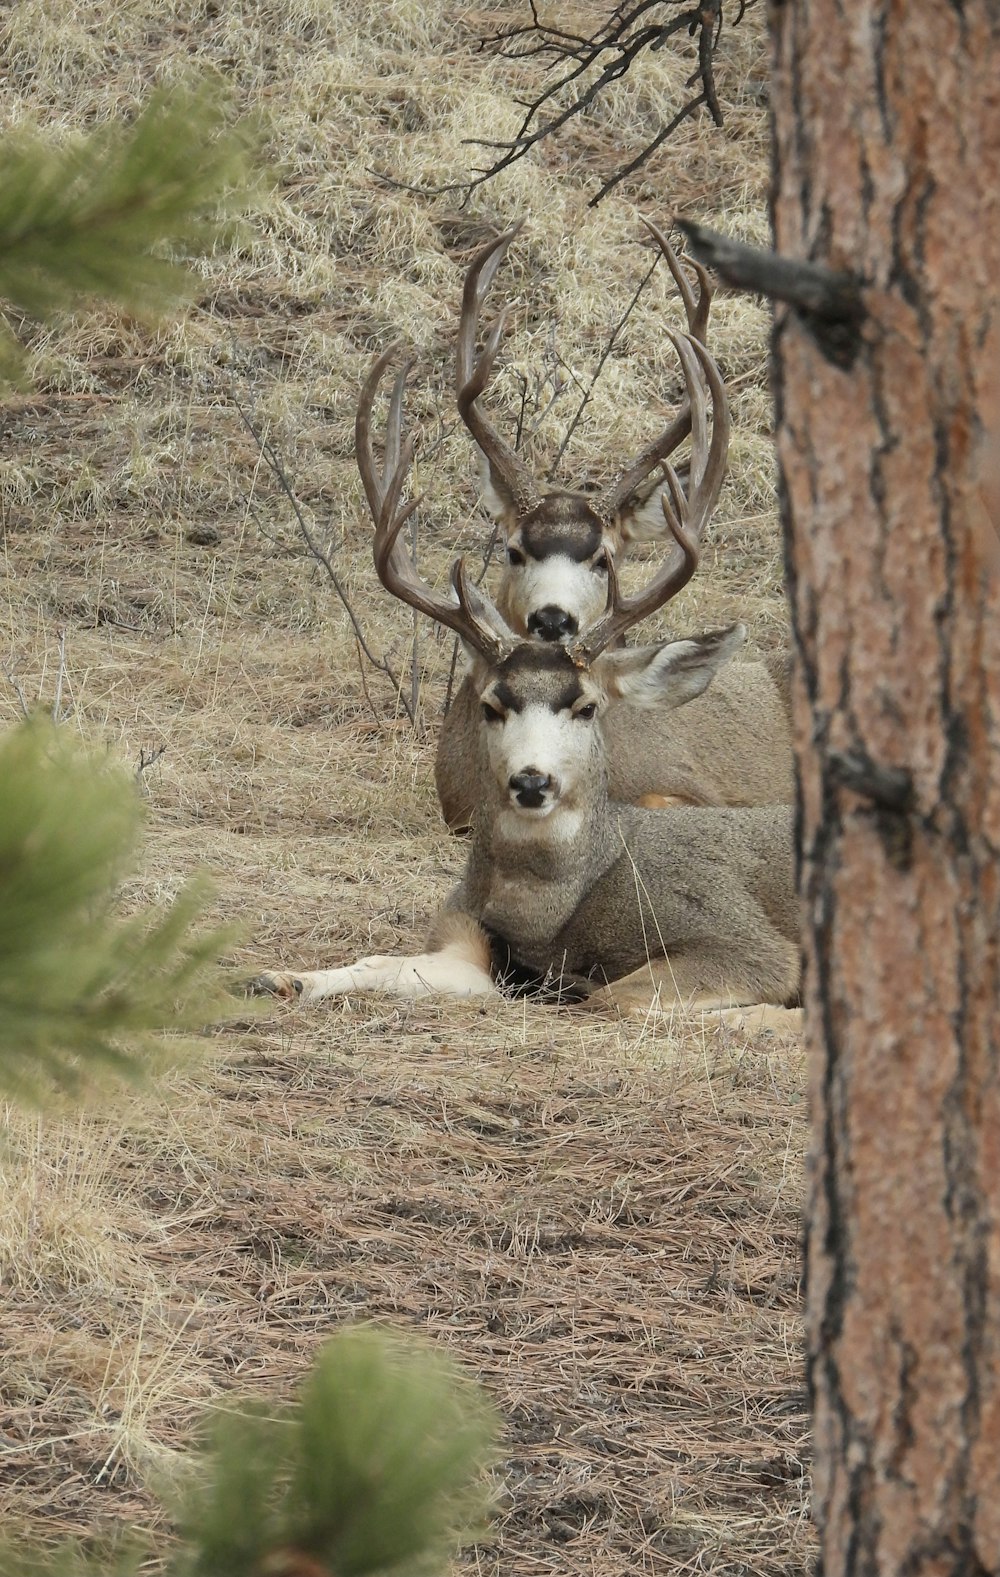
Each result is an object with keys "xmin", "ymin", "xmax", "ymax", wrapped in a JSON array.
[{"xmin": 769, "ymin": 3, "xmax": 1000, "ymax": 1573}]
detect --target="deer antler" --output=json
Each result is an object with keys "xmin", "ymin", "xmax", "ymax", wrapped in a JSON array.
[
  {"xmin": 454, "ymin": 221, "xmax": 544, "ymax": 518},
  {"xmin": 593, "ymin": 218, "xmax": 714, "ymax": 523},
  {"xmin": 455, "ymin": 219, "xmax": 714, "ymax": 526},
  {"xmin": 356, "ymin": 345, "xmax": 515, "ymax": 665},
  {"xmin": 573, "ymin": 330, "xmax": 730, "ymax": 662}
]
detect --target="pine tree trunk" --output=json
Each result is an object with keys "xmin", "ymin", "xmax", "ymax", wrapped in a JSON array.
[{"xmin": 769, "ymin": 3, "xmax": 1000, "ymax": 1573}]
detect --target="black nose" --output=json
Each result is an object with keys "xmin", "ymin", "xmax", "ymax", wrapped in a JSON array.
[
  {"xmin": 526, "ymin": 605, "xmax": 577, "ymax": 642},
  {"xmin": 509, "ymin": 770, "xmax": 553, "ymax": 808}
]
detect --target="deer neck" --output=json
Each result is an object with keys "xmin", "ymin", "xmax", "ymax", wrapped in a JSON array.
[{"xmin": 467, "ymin": 765, "xmax": 619, "ymax": 958}]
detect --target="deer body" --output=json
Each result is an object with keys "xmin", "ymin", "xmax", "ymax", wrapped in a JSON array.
[
  {"xmin": 251, "ymin": 638, "xmax": 799, "ymax": 1014},
  {"xmin": 456, "ymin": 789, "xmax": 797, "ymax": 1001}
]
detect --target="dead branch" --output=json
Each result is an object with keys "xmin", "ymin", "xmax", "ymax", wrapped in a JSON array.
[
  {"xmin": 376, "ymin": 1, "xmax": 752, "ymax": 208},
  {"xmin": 135, "ymin": 744, "xmax": 167, "ymax": 790},
  {"xmin": 675, "ymin": 217, "xmax": 866, "ymax": 366},
  {"xmin": 233, "ymin": 399, "xmax": 417, "ymax": 728}
]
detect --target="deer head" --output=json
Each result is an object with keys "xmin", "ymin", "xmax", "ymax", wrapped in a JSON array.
[{"xmin": 455, "ymin": 220, "xmax": 718, "ymax": 643}]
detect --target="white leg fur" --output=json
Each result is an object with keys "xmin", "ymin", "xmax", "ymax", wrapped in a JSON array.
[
  {"xmin": 249, "ymin": 915, "xmax": 497, "ymax": 1004},
  {"xmin": 711, "ymin": 1004, "xmax": 803, "ymax": 1038}
]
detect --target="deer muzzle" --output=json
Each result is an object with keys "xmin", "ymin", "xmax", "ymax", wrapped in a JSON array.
[{"xmin": 508, "ymin": 769, "xmax": 556, "ymax": 811}]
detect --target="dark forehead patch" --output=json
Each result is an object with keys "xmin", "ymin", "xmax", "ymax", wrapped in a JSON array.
[
  {"xmin": 491, "ymin": 680, "xmax": 523, "ymax": 714},
  {"xmin": 518, "ymin": 495, "xmax": 605, "ymax": 563},
  {"xmin": 491, "ymin": 645, "xmax": 586, "ymax": 711}
]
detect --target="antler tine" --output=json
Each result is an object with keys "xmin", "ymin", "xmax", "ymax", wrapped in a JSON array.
[
  {"xmin": 451, "ymin": 558, "xmax": 518, "ymax": 664},
  {"xmin": 366, "ymin": 425, "xmax": 512, "ymax": 670},
  {"xmin": 641, "ymin": 217, "xmax": 713, "ymax": 343},
  {"xmin": 571, "ymin": 512, "xmax": 700, "ymax": 665},
  {"xmin": 455, "ymin": 221, "xmax": 543, "ymax": 518},
  {"xmin": 573, "ymin": 328, "xmax": 729, "ymax": 661},
  {"xmin": 663, "ymin": 329, "xmax": 730, "ymax": 540},
  {"xmin": 594, "ymin": 219, "xmax": 714, "ymax": 521},
  {"xmin": 356, "ymin": 342, "xmax": 411, "ymax": 521}
]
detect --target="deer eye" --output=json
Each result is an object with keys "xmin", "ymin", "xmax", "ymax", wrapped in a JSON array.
[
  {"xmin": 593, "ymin": 552, "xmax": 609, "ymax": 574},
  {"xmin": 482, "ymin": 701, "xmax": 504, "ymax": 724},
  {"xmin": 507, "ymin": 546, "xmax": 525, "ymax": 567},
  {"xmin": 574, "ymin": 702, "xmax": 598, "ymax": 721}
]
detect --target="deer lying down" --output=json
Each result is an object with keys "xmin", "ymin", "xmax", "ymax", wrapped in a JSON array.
[
  {"xmin": 379, "ymin": 221, "xmax": 795, "ymax": 832},
  {"xmin": 251, "ymin": 334, "xmax": 801, "ymax": 1028},
  {"xmin": 249, "ymin": 623, "xmax": 800, "ymax": 1023}
]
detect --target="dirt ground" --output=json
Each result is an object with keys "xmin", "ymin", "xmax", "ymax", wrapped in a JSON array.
[{"xmin": 1, "ymin": 2, "xmax": 813, "ymax": 1572}]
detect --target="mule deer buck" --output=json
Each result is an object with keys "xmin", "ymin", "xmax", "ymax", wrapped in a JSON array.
[
  {"xmin": 251, "ymin": 331, "xmax": 799, "ymax": 1027},
  {"xmin": 417, "ymin": 220, "xmax": 794, "ymax": 832}
]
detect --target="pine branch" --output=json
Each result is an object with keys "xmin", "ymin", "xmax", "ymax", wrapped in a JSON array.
[
  {"xmin": 0, "ymin": 719, "xmax": 241, "ymax": 1105},
  {"xmin": 0, "ymin": 79, "xmax": 263, "ymax": 384}
]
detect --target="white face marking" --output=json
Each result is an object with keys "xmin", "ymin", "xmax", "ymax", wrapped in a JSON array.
[
  {"xmin": 502, "ymin": 555, "xmax": 610, "ymax": 638},
  {"xmin": 484, "ymin": 702, "xmax": 598, "ymax": 817}
]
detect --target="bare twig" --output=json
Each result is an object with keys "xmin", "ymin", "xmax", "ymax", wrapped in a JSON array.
[
  {"xmin": 408, "ymin": 512, "xmax": 422, "ymax": 722},
  {"xmin": 442, "ymin": 634, "xmax": 462, "ymax": 717},
  {"xmin": 51, "ymin": 626, "xmax": 68, "ymax": 723},
  {"xmin": 551, "ymin": 252, "xmax": 659, "ymax": 470},
  {"xmin": 3, "ymin": 631, "xmax": 73, "ymax": 723},
  {"xmin": 3, "ymin": 663, "xmax": 31, "ymax": 718},
  {"xmin": 135, "ymin": 744, "xmax": 167, "ymax": 791},
  {"xmin": 233, "ymin": 397, "xmax": 417, "ymax": 728},
  {"xmin": 376, "ymin": 0, "xmax": 750, "ymax": 208},
  {"xmin": 354, "ymin": 638, "xmax": 383, "ymax": 727}
]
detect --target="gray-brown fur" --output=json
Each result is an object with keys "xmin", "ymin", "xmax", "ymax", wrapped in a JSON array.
[
  {"xmin": 452, "ymin": 800, "xmax": 798, "ymax": 1003},
  {"xmin": 436, "ymin": 656, "xmax": 796, "ymax": 832},
  {"xmin": 442, "ymin": 641, "xmax": 799, "ymax": 1006}
]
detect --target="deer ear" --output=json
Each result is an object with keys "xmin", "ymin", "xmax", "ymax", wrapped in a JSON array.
[
  {"xmin": 474, "ymin": 445, "xmax": 518, "ymax": 527},
  {"xmin": 596, "ymin": 623, "xmax": 746, "ymax": 712},
  {"xmin": 460, "ymin": 642, "xmax": 491, "ymax": 679},
  {"xmin": 616, "ymin": 474, "xmax": 674, "ymax": 543}
]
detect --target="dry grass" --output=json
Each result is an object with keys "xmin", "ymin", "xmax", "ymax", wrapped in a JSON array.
[{"xmin": 0, "ymin": 2, "xmax": 812, "ymax": 1572}]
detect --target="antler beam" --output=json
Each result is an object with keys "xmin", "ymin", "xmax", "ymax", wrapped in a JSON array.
[
  {"xmin": 455, "ymin": 222, "xmax": 543, "ymax": 519},
  {"xmin": 356, "ymin": 345, "xmax": 515, "ymax": 666}
]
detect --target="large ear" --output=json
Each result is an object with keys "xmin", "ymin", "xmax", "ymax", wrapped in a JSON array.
[
  {"xmin": 617, "ymin": 465, "xmax": 693, "ymax": 544},
  {"xmin": 595, "ymin": 623, "xmax": 747, "ymax": 712},
  {"xmin": 474, "ymin": 445, "xmax": 518, "ymax": 527}
]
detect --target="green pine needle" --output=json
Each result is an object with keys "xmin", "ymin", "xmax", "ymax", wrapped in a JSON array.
[
  {"xmin": 0, "ymin": 78, "xmax": 264, "ymax": 384},
  {"xmin": 0, "ymin": 718, "xmax": 241, "ymax": 1104},
  {"xmin": 175, "ymin": 1328, "xmax": 500, "ymax": 1577}
]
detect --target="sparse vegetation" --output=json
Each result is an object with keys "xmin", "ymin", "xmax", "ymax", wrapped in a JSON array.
[{"xmin": 0, "ymin": 2, "xmax": 809, "ymax": 1573}]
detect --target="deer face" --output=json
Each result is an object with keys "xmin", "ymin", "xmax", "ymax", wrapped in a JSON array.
[
  {"xmin": 476, "ymin": 645, "xmax": 606, "ymax": 818},
  {"xmin": 479, "ymin": 471, "xmax": 681, "ymax": 648},
  {"xmin": 492, "ymin": 494, "xmax": 614, "ymax": 644}
]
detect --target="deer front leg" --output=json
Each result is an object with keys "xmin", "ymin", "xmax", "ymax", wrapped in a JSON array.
[{"xmin": 247, "ymin": 913, "xmax": 496, "ymax": 1004}]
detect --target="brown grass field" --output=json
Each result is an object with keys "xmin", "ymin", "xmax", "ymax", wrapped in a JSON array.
[{"xmin": 0, "ymin": 2, "xmax": 812, "ymax": 1572}]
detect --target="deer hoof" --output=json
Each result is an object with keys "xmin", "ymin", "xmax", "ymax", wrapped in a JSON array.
[{"xmin": 246, "ymin": 971, "xmax": 304, "ymax": 1001}]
